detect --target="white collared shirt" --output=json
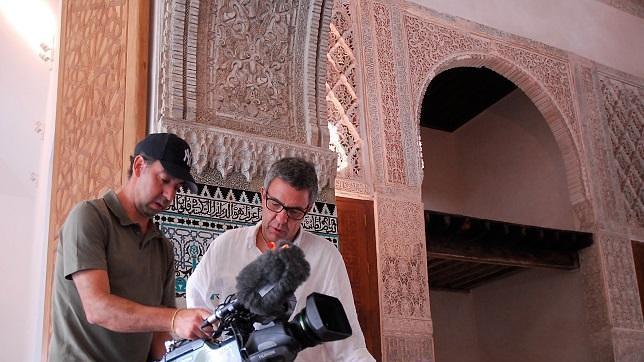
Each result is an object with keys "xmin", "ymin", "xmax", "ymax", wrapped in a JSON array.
[{"xmin": 186, "ymin": 222, "xmax": 375, "ymax": 361}]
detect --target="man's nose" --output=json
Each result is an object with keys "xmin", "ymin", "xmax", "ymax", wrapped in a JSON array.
[
  {"xmin": 163, "ymin": 185, "xmax": 176, "ymax": 203},
  {"xmin": 275, "ymin": 208, "xmax": 289, "ymax": 223}
]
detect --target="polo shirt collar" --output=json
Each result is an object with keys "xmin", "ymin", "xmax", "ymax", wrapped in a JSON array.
[
  {"xmin": 103, "ymin": 190, "xmax": 163, "ymax": 240},
  {"xmin": 103, "ymin": 190, "xmax": 134, "ymax": 226}
]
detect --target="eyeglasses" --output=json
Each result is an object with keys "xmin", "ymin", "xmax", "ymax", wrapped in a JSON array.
[{"xmin": 264, "ymin": 192, "xmax": 309, "ymax": 220}]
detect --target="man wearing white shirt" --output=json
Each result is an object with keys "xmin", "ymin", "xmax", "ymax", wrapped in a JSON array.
[{"xmin": 187, "ymin": 157, "xmax": 374, "ymax": 361}]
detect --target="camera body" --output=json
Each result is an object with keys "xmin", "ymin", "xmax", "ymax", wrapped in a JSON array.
[{"xmin": 162, "ymin": 292, "xmax": 352, "ymax": 362}]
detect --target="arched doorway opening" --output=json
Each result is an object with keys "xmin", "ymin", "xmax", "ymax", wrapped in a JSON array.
[{"xmin": 421, "ymin": 66, "xmax": 593, "ymax": 362}]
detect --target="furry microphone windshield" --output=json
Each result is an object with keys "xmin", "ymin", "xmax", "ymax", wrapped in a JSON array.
[{"xmin": 235, "ymin": 243, "xmax": 311, "ymax": 317}]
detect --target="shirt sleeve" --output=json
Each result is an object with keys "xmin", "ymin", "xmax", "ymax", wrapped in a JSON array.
[{"xmin": 61, "ymin": 201, "xmax": 109, "ymax": 280}]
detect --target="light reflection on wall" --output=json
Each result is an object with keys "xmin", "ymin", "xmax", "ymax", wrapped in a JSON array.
[
  {"xmin": 0, "ymin": 0, "xmax": 56, "ymax": 61},
  {"xmin": 328, "ymin": 123, "xmax": 349, "ymax": 172}
]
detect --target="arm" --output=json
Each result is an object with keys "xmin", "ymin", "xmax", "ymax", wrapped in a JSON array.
[{"xmin": 73, "ymin": 269, "xmax": 211, "ymax": 339}]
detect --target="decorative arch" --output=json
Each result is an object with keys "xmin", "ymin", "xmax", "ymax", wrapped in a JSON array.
[{"xmin": 414, "ymin": 52, "xmax": 593, "ymax": 227}]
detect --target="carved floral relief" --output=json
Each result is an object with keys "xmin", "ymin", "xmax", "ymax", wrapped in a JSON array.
[{"xmin": 198, "ymin": 0, "xmax": 306, "ymax": 142}]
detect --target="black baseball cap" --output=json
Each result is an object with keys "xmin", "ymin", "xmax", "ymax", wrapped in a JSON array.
[{"xmin": 134, "ymin": 133, "xmax": 198, "ymax": 193}]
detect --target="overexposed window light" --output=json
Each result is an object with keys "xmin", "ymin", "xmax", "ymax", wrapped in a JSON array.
[{"xmin": 0, "ymin": 0, "xmax": 56, "ymax": 62}]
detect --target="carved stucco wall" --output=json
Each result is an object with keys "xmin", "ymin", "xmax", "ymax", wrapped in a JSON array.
[
  {"xmin": 341, "ymin": 0, "xmax": 643, "ymax": 360},
  {"xmin": 576, "ymin": 62, "xmax": 644, "ymax": 361},
  {"xmin": 46, "ymin": 0, "xmax": 643, "ymax": 360},
  {"xmin": 155, "ymin": 0, "xmax": 337, "ymax": 192}
]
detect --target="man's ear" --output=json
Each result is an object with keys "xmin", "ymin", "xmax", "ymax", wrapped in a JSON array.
[{"xmin": 132, "ymin": 155, "xmax": 146, "ymax": 177}]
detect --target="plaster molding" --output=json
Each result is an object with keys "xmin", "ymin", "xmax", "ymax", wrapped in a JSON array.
[{"xmin": 159, "ymin": 118, "xmax": 337, "ymax": 192}]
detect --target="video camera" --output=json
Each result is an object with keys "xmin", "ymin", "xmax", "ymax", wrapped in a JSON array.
[{"xmin": 162, "ymin": 292, "xmax": 352, "ymax": 361}]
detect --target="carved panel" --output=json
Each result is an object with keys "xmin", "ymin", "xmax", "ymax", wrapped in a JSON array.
[
  {"xmin": 159, "ymin": 0, "xmax": 199, "ymax": 121},
  {"xmin": 196, "ymin": 0, "xmax": 305, "ymax": 142},
  {"xmin": 383, "ymin": 334, "xmax": 434, "ymax": 362},
  {"xmin": 46, "ymin": 0, "xmax": 136, "ymax": 358},
  {"xmin": 358, "ymin": 0, "xmax": 385, "ymax": 186},
  {"xmin": 597, "ymin": 74, "xmax": 644, "ymax": 228},
  {"xmin": 575, "ymin": 64, "xmax": 621, "ymax": 229},
  {"xmin": 52, "ymin": 0, "xmax": 129, "ymax": 235},
  {"xmin": 327, "ymin": 0, "xmax": 368, "ymax": 188},
  {"xmin": 377, "ymin": 197, "xmax": 430, "ymax": 319},
  {"xmin": 598, "ymin": 233, "xmax": 644, "ymax": 330},
  {"xmin": 403, "ymin": 15, "xmax": 490, "ymax": 93},
  {"xmin": 373, "ymin": 3, "xmax": 407, "ymax": 185},
  {"xmin": 494, "ymin": 43, "xmax": 580, "ymax": 146}
]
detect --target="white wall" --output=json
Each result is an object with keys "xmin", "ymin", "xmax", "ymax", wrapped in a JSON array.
[
  {"xmin": 0, "ymin": 1, "xmax": 59, "ymax": 360},
  {"xmin": 422, "ymin": 89, "xmax": 576, "ymax": 230},
  {"xmin": 409, "ymin": 0, "xmax": 644, "ymax": 78}
]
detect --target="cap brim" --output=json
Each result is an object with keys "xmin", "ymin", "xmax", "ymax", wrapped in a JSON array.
[{"xmin": 161, "ymin": 161, "xmax": 198, "ymax": 194}]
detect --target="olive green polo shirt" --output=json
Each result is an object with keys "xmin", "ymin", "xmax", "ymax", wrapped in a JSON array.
[{"xmin": 48, "ymin": 190, "xmax": 176, "ymax": 362}]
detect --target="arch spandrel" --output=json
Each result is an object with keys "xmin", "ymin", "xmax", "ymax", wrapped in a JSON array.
[{"xmin": 404, "ymin": 16, "xmax": 593, "ymax": 228}]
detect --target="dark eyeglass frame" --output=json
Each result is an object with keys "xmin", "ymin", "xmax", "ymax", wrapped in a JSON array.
[{"xmin": 264, "ymin": 192, "xmax": 309, "ymax": 220}]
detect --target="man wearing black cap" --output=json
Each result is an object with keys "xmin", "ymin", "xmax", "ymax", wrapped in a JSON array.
[{"xmin": 49, "ymin": 133, "xmax": 211, "ymax": 362}]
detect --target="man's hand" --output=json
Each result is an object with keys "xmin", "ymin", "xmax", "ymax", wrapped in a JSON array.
[{"xmin": 172, "ymin": 308, "xmax": 214, "ymax": 340}]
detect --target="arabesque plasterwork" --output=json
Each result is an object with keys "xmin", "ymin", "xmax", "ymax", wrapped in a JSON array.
[
  {"xmin": 376, "ymin": 195, "xmax": 432, "ymax": 357},
  {"xmin": 597, "ymin": 73, "xmax": 644, "ymax": 230},
  {"xmin": 198, "ymin": 0, "xmax": 304, "ymax": 142},
  {"xmin": 152, "ymin": 0, "xmax": 644, "ymax": 360},
  {"xmin": 327, "ymin": 0, "xmax": 372, "ymax": 197},
  {"xmin": 156, "ymin": 0, "xmax": 336, "ymax": 191},
  {"xmin": 598, "ymin": 233, "xmax": 644, "ymax": 330},
  {"xmin": 401, "ymin": 9, "xmax": 590, "ymax": 211}
]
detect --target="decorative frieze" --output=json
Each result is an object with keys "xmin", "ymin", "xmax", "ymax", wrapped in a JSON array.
[
  {"xmin": 159, "ymin": 119, "xmax": 337, "ymax": 192},
  {"xmin": 373, "ymin": 2, "xmax": 407, "ymax": 185}
]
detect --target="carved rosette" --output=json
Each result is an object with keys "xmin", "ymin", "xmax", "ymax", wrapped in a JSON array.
[
  {"xmin": 597, "ymin": 73, "xmax": 644, "ymax": 229},
  {"xmin": 159, "ymin": 119, "xmax": 337, "ymax": 192}
]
